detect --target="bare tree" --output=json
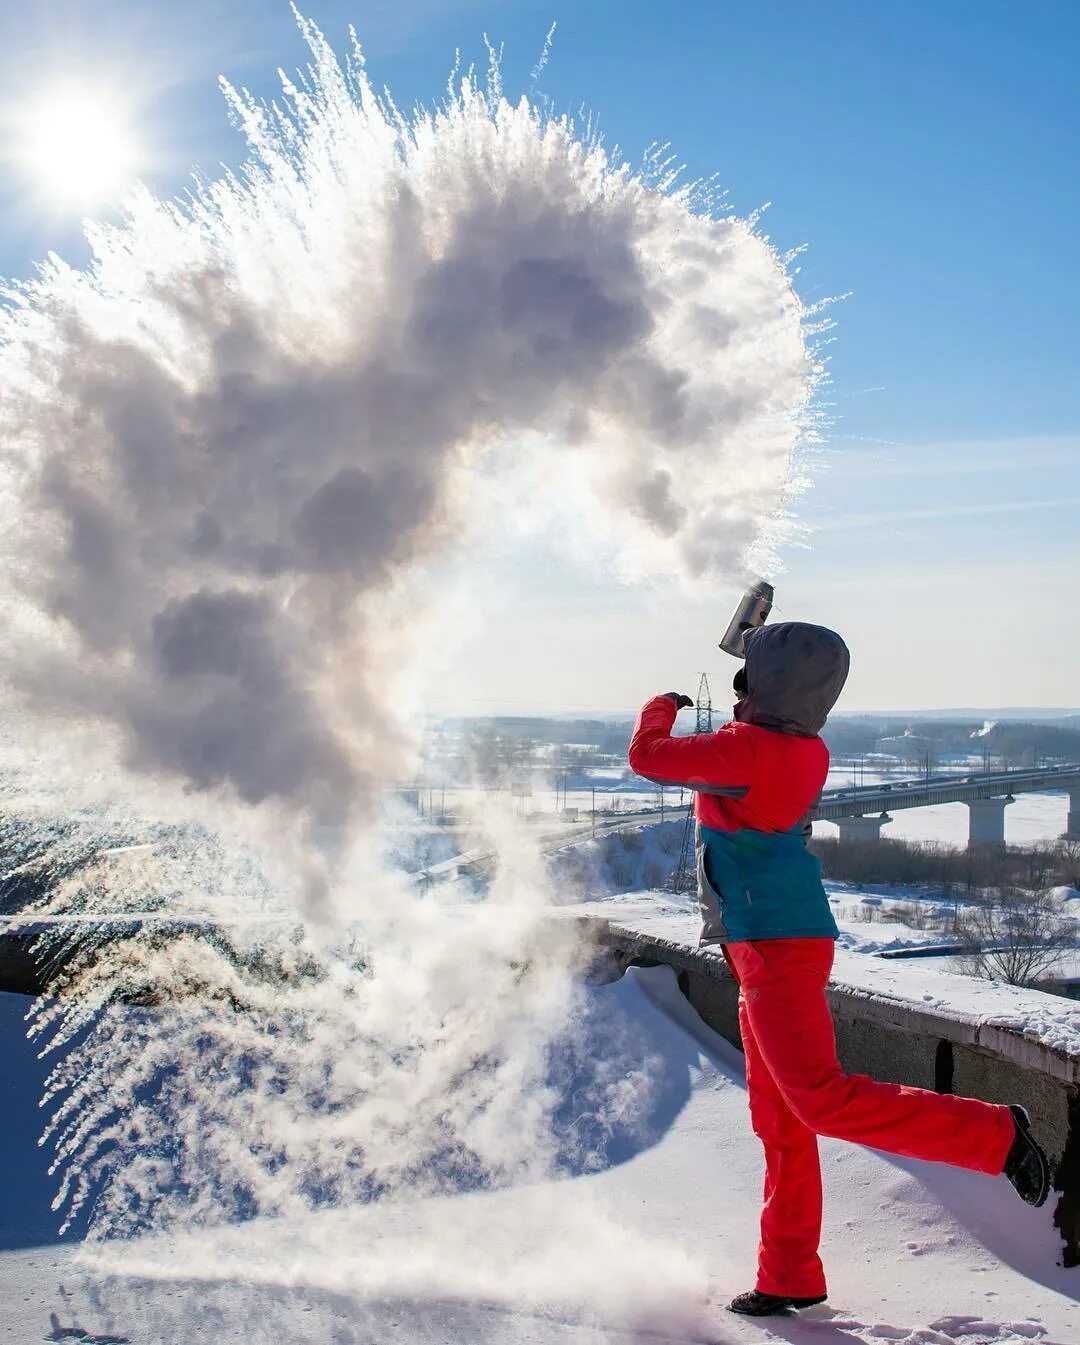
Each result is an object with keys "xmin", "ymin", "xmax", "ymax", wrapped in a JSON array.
[
  {"xmin": 954, "ymin": 887, "xmax": 1078, "ymax": 988},
  {"xmin": 463, "ymin": 726, "xmax": 534, "ymax": 786},
  {"xmin": 464, "ymin": 725, "xmax": 502, "ymax": 785},
  {"xmin": 1055, "ymin": 839, "xmax": 1080, "ymax": 892},
  {"xmin": 1017, "ymin": 842, "xmax": 1058, "ymax": 891}
]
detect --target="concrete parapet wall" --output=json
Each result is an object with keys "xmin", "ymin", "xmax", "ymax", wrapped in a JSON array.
[{"xmin": 579, "ymin": 915, "xmax": 1080, "ymax": 1268}]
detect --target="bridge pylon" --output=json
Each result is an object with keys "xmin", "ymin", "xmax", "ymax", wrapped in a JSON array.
[
  {"xmin": 967, "ymin": 795, "xmax": 1013, "ymax": 850},
  {"xmin": 835, "ymin": 813, "xmax": 892, "ymax": 848}
]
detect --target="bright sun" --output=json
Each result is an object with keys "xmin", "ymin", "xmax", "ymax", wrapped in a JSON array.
[{"xmin": 17, "ymin": 86, "xmax": 140, "ymax": 208}]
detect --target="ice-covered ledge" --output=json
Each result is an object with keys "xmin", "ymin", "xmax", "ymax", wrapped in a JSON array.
[{"xmin": 563, "ymin": 893, "xmax": 1080, "ymax": 1082}]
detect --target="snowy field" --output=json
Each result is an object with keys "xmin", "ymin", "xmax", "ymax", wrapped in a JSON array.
[{"xmin": 3, "ymin": 967, "xmax": 1077, "ymax": 1345}]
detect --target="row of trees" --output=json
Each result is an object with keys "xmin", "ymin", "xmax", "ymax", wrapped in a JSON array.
[
  {"xmin": 812, "ymin": 836, "xmax": 1080, "ymax": 894},
  {"xmin": 455, "ymin": 723, "xmax": 622, "ymax": 787},
  {"xmin": 821, "ymin": 716, "xmax": 1080, "ymax": 765}
]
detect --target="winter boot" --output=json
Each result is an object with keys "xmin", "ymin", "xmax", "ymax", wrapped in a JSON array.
[
  {"xmin": 1004, "ymin": 1105, "xmax": 1050, "ymax": 1208},
  {"xmin": 728, "ymin": 1290, "xmax": 827, "ymax": 1316}
]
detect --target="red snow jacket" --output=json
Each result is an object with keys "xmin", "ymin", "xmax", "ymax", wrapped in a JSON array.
[
  {"xmin": 627, "ymin": 622, "xmax": 850, "ymax": 943},
  {"xmin": 628, "ymin": 698, "xmax": 827, "ymax": 836}
]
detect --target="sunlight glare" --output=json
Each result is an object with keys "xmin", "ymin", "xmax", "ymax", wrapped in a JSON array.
[{"xmin": 18, "ymin": 86, "xmax": 139, "ymax": 207}]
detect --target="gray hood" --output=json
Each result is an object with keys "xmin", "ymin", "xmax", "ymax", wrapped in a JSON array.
[{"xmin": 739, "ymin": 622, "xmax": 850, "ymax": 737}]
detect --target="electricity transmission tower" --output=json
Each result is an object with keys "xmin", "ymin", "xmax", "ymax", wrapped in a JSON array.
[
  {"xmin": 670, "ymin": 809, "xmax": 696, "ymax": 893},
  {"xmin": 695, "ymin": 673, "xmax": 713, "ymax": 734},
  {"xmin": 669, "ymin": 674, "xmax": 714, "ymax": 892}
]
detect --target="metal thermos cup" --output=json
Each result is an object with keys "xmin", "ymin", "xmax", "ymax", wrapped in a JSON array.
[{"xmin": 719, "ymin": 581, "xmax": 774, "ymax": 658}]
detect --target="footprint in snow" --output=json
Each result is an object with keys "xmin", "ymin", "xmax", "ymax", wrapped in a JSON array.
[{"xmin": 929, "ymin": 1314, "xmax": 1047, "ymax": 1339}]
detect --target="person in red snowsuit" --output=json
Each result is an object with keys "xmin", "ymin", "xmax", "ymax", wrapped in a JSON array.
[{"xmin": 627, "ymin": 621, "xmax": 1051, "ymax": 1318}]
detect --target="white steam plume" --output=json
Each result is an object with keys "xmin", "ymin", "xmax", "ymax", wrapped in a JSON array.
[
  {"xmin": 1, "ymin": 18, "xmax": 816, "ymax": 860},
  {"xmin": 0, "ymin": 14, "xmax": 820, "ymax": 1330}
]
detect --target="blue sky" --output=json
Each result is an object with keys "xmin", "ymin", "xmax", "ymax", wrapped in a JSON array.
[{"xmin": 1, "ymin": 1, "xmax": 1077, "ymax": 712}]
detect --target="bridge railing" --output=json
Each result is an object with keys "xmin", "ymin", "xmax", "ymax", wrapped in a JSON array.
[{"xmin": 814, "ymin": 763, "xmax": 1080, "ymax": 821}]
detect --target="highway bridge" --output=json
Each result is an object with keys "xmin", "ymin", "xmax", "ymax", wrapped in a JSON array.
[{"xmin": 813, "ymin": 762, "xmax": 1080, "ymax": 848}]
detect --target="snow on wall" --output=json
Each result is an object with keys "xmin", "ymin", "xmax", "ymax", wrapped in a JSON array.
[{"xmin": 575, "ymin": 895, "xmax": 1080, "ymax": 1070}]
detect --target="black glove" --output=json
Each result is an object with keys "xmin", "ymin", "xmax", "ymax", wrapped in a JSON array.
[{"xmin": 665, "ymin": 692, "xmax": 694, "ymax": 711}]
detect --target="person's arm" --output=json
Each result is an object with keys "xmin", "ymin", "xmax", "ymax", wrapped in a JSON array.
[{"xmin": 627, "ymin": 693, "xmax": 755, "ymax": 796}]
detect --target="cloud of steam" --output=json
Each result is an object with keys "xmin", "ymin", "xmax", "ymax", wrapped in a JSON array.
[
  {"xmin": 0, "ymin": 14, "xmax": 819, "ymax": 1329},
  {"xmin": 0, "ymin": 16, "xmax": 815, "ymax": 843},
  {"xmin": 26, "ymin": 807, "xmax": 606, "ymax": 1220}
]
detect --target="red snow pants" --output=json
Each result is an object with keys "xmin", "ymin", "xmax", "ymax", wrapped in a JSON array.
[{"xmin": 723, "ymin": 938, "xmax": 1016, "ymax": 1299}]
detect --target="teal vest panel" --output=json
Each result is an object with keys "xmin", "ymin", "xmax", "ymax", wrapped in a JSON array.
[{"xmin": 696, "ymin": 822, "xmax": 839, "ymax": 945}]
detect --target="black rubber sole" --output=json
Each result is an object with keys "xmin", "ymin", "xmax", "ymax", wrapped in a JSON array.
[
  {"xmin": 1007, "ymin": 1105, "xmax": 1051, "ymax": 1208},
  {"xmin": 728, "ymin": 1290, "xmax": 827, "ymax": 1317}
]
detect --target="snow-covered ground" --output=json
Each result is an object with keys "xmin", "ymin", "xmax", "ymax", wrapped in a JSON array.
[
  {"xmin": 834, "ymin": 913, "xmax": 958, "ymax": 956},
  {"xmin": 4, "ymin": 967, "xmax": 1077, "ymax": 1344},
  {"xmin": 2, "ymin": 806, "xmax": 1076, "ymax": 1342}
]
